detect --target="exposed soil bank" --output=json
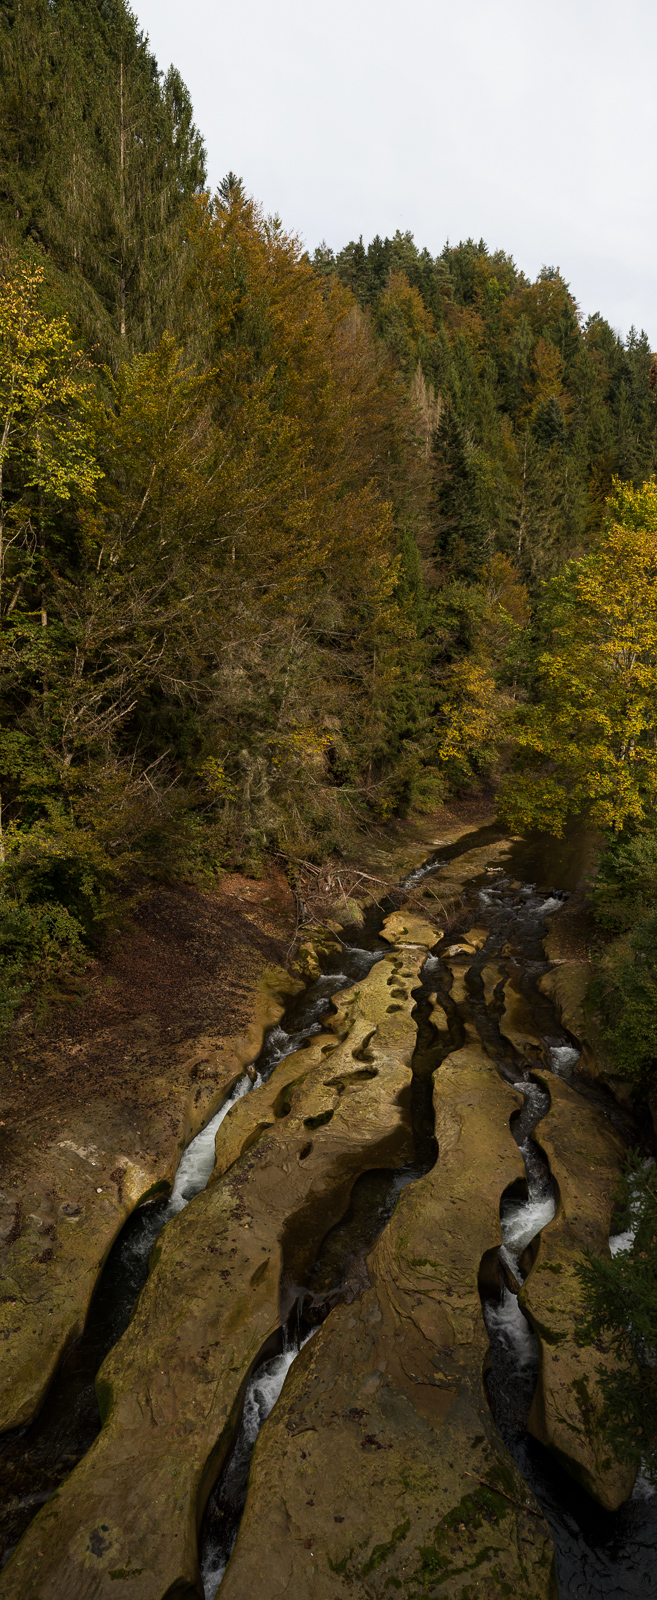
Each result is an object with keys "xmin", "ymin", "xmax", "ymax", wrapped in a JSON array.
[{"xmin": 0, "ymin": 870, "xmax": 298, "ymax": 1431}]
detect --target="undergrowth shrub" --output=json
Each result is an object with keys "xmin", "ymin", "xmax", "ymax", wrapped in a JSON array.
[{"xmin": 576, "ymin": 1156, "xmax": 657, "ymax": 1485}]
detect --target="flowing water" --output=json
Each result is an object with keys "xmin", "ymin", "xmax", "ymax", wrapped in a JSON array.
[
  {"xmin": 199, "ymin": 1328, "xmax": 316, "ymax": 1596},
  {"xmin": 438, "ymin": 837, "xmax": 657, "ymax": 1600},
  {"xmin": 0, "ymin": 947, "xmax": 386, "ymax": 1564},
  {"xmin": 1, "ymin": 822, "xmax": 655, "ymax": 1597},
  {"xmin": 198, "ymin": 922, "xmax": 445, "ymax": 1592}
]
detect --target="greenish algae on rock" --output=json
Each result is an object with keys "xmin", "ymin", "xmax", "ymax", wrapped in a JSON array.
[
  {"xmin": 0, "ymin": 968, "xmax": 297, "ymax": 1437},
  {"xmin": 519, "ymin": 1073, "xmax": 635, "ymax": 1510},
  {"xmin": 0, "ymin": 953, "xmax": 424, "ymax": 1600},
  {"xmin": 218, "ymin": 1045, "xmax": 557, "ymax": 1600}
]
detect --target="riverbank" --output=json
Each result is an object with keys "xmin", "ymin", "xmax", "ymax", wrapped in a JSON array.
[
  {"xmin": 0, "ymin": 866, "xmax": 299, "ymax": 1433},
  {"xmin": 0, "ymin": 800, "xmax": 494, "ymax": 1435},
  {"xmin": 2, "ymin": 803, "xmax": 652, "ymax": 1600}
]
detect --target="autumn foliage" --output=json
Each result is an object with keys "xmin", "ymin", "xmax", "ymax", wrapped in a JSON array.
[
  {"xmin": 500, "ymin": 481, "xmax": 657, "ymax": 834},
  {"xmin": 3, "ymin": 6, "xmax": 657, "ymax": 1026}
]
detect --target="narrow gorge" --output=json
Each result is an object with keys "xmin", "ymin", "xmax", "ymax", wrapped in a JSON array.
[{"xmin": 0, "ymin": 820, "xmax": 654, "ymax": 1599}]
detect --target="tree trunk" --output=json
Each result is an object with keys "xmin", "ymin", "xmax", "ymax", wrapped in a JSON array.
[{"xmin": 119, "ymin": 51, "xmax": 126, "ymax": 340}]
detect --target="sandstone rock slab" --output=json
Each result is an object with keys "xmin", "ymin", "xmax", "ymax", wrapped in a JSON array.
[
  {"xmin": 381, "ymin": 911, "xmax": 438, "ymax": 947},
  {"xmin": 0, "ymin": 953, "xmax": 423, "ymax": 1600},
  {"xmin": 218, "ymin": 1046, "xmax": 557, "ymax": 1600},
  {"xmin": 500, "ymin": 978, "xmax": 545, "ymax": 1059},
  {"xmin": 520, "ymin": 1074, "xmax": 634, "ymax": 1509}
]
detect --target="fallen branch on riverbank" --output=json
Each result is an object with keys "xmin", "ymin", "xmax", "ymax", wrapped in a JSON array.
[{"xmin": 463, "ymin": 1472, "xmax": 545, "ymax": 1518}]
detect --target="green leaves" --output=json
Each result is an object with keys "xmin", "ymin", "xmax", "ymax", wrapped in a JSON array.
[
  {"xmin": 576, "ymin": 1157, "xmax": 657, "ymax": 1482},
  {"xmin": 0, "ymin": 0, "xmax": 206, "ymax": 356}
]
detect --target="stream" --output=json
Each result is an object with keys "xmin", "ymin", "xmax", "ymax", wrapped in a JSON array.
[{"xmin": 1, "ymin": 823, "xmax": 656, "ymax": 1597}]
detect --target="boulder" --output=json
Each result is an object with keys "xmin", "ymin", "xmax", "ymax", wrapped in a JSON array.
[
  {"xmin": 292, "ymin": 941, "xmax": 322, "ymax": 980},
  {"xmin": 328, "ymin": 897, "xmax": 365, "ymax": 930},
  {"xmin": 380, "ymin": 911, "xmax": 438, "ymax": 947}
]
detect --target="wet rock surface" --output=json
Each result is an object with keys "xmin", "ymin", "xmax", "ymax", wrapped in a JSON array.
[
  {"xmin": 3, "ymin": 811, "xmax": 654, "ymax": 1600},
  {"xmin": 537, "ymin": 963, "xmax": 594, "ymax": 1071},
  {"xmin": 218, "ymin": 1046, "xmax": 556, "ymax": 1600},
  {"xmin": 521, "ymin": 1075, "xmax": 635, "ymax": 1510},
  {"xmin": 380, "ymin": 910, "xmax": 440, "ymax": 947},
  {"xmin": 0, "ymin": 951, "xmax": 422, "ymax": 1599},
  {"xmin": 500, "ymin": 978, "xmax": 544, "ymax": 1058},
  {"xmin": 209, "ymin": 951, "xmax": 421, "ymax": 1191}
]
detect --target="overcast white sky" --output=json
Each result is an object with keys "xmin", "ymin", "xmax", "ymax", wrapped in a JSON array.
[{"xmin": 134, "ymin": 0, "xmax": 657, "ymax": 344}]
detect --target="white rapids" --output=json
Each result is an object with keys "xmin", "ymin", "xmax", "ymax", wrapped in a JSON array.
[
  {"xmin": 500, "ymin": 1190, "xmax": 557, "ymax": 1269},
  {"xmin": 484, "ymin": 1284, "xmax": 539, "ymax": 1369},
  {"xmin": 548, "ymin": 1043, "xmax": 582, "ymax": 1076},
  {"xmin": 201, "ymin": 1332, "xmax": 315, "ymax": 1597},
  {"xmin": 167, "ymin": 1075, "xmax": 253, "ymax": 1217}
]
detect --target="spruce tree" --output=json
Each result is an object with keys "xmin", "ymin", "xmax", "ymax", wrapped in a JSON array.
[{"xmin": 0, "ymin": 0, "xmax": 206, "ymax": 356}]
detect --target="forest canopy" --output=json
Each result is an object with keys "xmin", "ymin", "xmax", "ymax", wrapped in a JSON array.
[
  {"xmin": 3, "ymin": 0, "xmax": 657, "ymax": 1503},
  {"xmin": 2, "ymin": 0, "xmax": 657, "ymax": 1026}
]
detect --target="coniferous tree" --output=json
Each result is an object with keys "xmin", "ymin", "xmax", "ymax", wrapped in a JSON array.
[{"xmin": 0, "ymin": 0, "xmax": 206, "ymax": 356}]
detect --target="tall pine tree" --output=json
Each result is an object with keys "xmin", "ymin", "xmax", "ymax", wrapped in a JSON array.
[{"xmin": 0, "ymin": 0, "xmax": 206, "ymax": 356}]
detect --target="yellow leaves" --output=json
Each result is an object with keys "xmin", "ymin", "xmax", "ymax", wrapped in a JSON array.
[
  {"xmin": 501, "ymin": 476, "xmax": 657, "ymax": 834},
  {"xmin": 269, "ymin": 726, "xmax": 332, "ymax": 769},
  {"xmin": 436, "ymin": 659, "xmax": 506, "ymax": 780},
  {"xmin": 183, "ymin": 190, "xmax": 411, "ymax": 657},
  {"xmin": 454, "ymin": 303, "xmax": 486, "ymax": 359},
  {"xmin": 0, "ymin": 260, "xmax": 102, "ymax": 511},
  {"xmin": 198, "ymin": 758, "xmax": 237, "ymax": 801},
  {"xmin": 529, "ymin": 336, "xmax": 567, "ymax": 417},
  {"xmin": 484, "ymin": 551, "xmax": 529, "ymax": 633},
  {"xmin": 380, "ymin": 272, "xmax": 435, "ymax": 342},
  {"xmin": 91, "ymin": 334, "xmax": 213, "ymax": 552}
]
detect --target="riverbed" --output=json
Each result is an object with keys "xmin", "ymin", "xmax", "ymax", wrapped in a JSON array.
[{"xmin": 1, "ymin": 822, "xmax": 654, "ymax": 1599}]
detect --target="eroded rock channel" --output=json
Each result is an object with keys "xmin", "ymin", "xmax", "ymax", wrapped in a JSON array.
[{"xmin": 1, "ymin": 824, "xmax": 655, "ymax": 1599}]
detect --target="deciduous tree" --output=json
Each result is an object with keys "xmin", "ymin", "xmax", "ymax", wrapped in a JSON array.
[{"xmin": 500, "ymin": 480, "xmax": 657, "ymax": 834}]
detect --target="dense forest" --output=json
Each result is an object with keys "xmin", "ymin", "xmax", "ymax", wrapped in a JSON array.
[{"xmin": 1, "ymin": 0, "xmax": 657, "ymax": 1480}]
